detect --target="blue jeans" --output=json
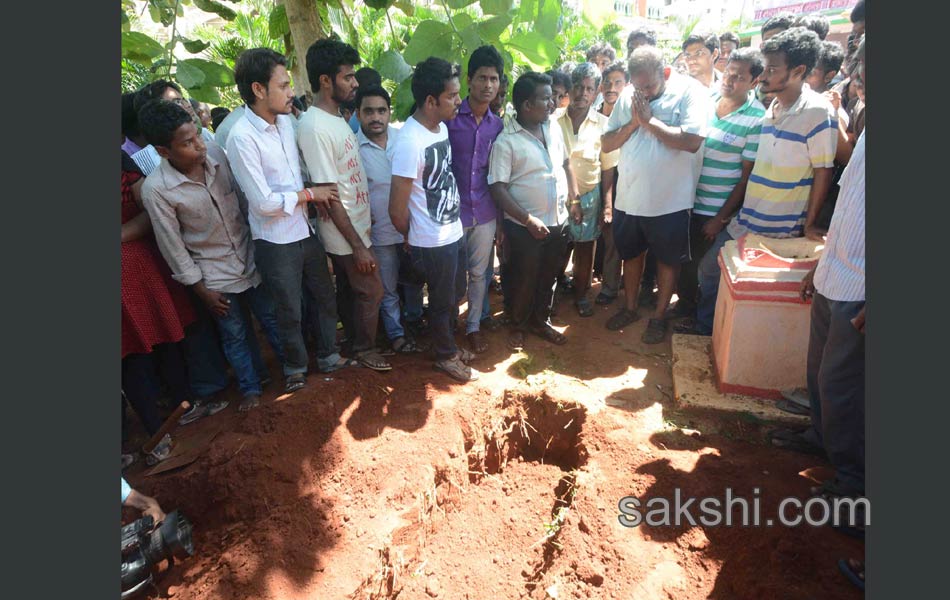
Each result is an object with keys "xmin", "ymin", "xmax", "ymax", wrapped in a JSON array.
[
  {"xmin": 375, "ymin": 243, "xmax": 406, "ymax": 341},
  {"xmin": 181, "ymin": 298, "xmax": 230, "ymax": 398},
  {"xmin": 403, "ymin": 280, "xmax": 424, "ymax": 323},
  {"xmin": 254, "ymin": 235, "xmax": 342, "ymax": 375},
  {"xmin": 481, "ymin": 243, "xmax": 494, "ymax": 321},
  {"xmin": 463, "ymin": 220, "xmax": 496, "ymax": 333},
  {"xmin": 411, "ymin": 238, "xmax": 466, "ymax": 360},
  {"xmin": 696, "ymin": 229, "xmax": 734, "ymax": 334},
  {"xmin": 377, "ymin": 243, "xmax": 425, "ymax": 339},
  {"xmin": 214, "ymin": 284, "xmax": 285, "ymax": 397}
]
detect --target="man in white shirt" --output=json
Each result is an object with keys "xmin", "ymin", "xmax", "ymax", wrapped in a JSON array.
[
  {"xmin": 682, "ymin": 30, "xmax": 722, "ymax": 91},
  {"xmin": 389, "ymin": 58, "xmax": 477, "ymax": 383},
  {"xmin": 227, "ymin": 48, "xmax": 352, "ymax": 393},
  {"xmin": 298, "ymin": 39, "xmax": 389, "ymax": 372},
  {"xmin": 602, "ymin": 46, "xmax": 710, "ymax": 344}
]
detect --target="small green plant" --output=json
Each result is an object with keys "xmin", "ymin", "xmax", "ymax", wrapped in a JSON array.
[
  {"xmin": 542, "ymin": 505, "xmax": 569, "ymax": 538},
  {"xmin": 513, "ymin": 352, "xmax": 533, "ymax": 379}
]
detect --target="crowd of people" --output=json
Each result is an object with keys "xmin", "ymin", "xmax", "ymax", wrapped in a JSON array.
[{"xmin": 121, "ymin": 1, "xmax": 866, "ymax": 589}]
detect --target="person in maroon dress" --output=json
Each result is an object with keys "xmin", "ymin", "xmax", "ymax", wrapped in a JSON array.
[{"xmin": 121, "ymin": 150, "xmax": 196, "ymax": 461}]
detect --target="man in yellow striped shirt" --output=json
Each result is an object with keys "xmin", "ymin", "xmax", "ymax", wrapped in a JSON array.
[{"xmin": 692, "ymin": 27, "xmax": 837, "ymax": 336}]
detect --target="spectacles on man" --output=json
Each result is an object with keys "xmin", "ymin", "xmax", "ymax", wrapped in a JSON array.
[{"xmin": 683, "ymin": 48, "xmax": 711, "ymax": 60}]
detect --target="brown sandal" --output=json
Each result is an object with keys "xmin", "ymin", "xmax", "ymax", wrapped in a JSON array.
[
  {"xmin": 529, "ymin": 323, "xmax": 567, "ymax": 345},
  {"xmin": 355, "ymin": 350, "xmax": 392, "ymax": 372},
  {"xmin": 467, "ymin": 331, "xmax": 488, "ymax": 354}
]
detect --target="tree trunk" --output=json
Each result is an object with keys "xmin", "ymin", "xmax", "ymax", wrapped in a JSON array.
[{"xmin": 280, "ymin": 0, "xmax": 326, "ymax": 99}]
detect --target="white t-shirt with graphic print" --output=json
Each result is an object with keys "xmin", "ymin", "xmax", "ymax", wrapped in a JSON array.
[{"xmin": 388, "ymin": 116, "xmax": 463, "ymax": 248}]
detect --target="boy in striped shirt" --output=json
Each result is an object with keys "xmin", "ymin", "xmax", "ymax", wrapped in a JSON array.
[
  {"xmin": 675, "ymin": 48, "xmax": 765, "ymax": 322},
  {"xmin": 691, "ymin": 28, "xmax": 836, "ymax": 335}
]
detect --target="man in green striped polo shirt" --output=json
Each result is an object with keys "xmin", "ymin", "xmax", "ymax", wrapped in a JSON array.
[{"xmin": 674, "ymin": 48, "xmax": 766, "ymax": 323}]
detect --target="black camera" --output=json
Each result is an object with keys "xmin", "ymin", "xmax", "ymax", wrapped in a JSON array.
[{"xmin": 121, "ymin": 510, "xmax": 194, "ymax": 598}]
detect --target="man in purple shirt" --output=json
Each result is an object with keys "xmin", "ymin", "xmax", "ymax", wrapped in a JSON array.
[{"xmin": 446, "ymin": 45, "xmax": 505, "ymax": 354}]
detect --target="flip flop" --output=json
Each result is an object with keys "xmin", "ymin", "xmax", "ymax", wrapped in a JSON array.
[
  {"xmin": 606, "ymin": 308, "xmax": 640, "ymax": 331},
  {"xmin": 641, "ymin": 318, "xmax": 668, "ymax": 344},
  {"xmin": 467, "ymin": 331, "xmax": 488, "ymax": 354},
  {"xmin": 776, "ymin": 398, "xmax": 811, "ymax": 416},
  {"xmin": 145, "ymin": 434, "xmax": 173, "ymax": 466},
  {"xmin": 355, "ymin": 350, "xmax": 393, "ymax": 372},
  {"xmin": 778, "ymin": 388, "xmax": 810, "ymax": 414},
  {"xmin": 530, "ymin": 323, "xmax": 568, "ymax": 345},
  {"xmin": 507, "ymin": 330, "xmax": 525, "ymax": 351},
  {"xmin": 767, "ymin": 428, "xmax": 827, "ymax": 458},
  {"xmin": 809, "ymin": 481, "xmax": 868, "ymax": 539},
  {"xmin": 575, "ymin": 297, "xmax": 594, "ymax": 317},
  {"xmin": 434, "ymin": 356, "xmax": 479, "ymax": 382},
  {"xmin": 837, "ymin": 558, "xmax": 865, "ymax": 591},
  {"xmin": 392, "ymin": 336, "xmax": 425, "ymax": 354},
  {"xmin": 239, "ymin": 394, "xmax": 261, "ymax": 412},
  {"xmin": 285, "ymin": 373, "xmax": 306, "ymax": 392},
  {"xmin": 457, "ymin": 347, "xmax": 476, "ymax": 364},
  {"xmin": 319, "ymin": 357, "xmax": 358, "ymax": 374},
  {"xmin": 673, "ymin": 318, "xmax": 712, "ymax": 336}
]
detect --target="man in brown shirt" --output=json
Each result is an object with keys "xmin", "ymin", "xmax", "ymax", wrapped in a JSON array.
[{"xmin": 140, "ymin": 100, "xmax": 285, "ymax": 412}]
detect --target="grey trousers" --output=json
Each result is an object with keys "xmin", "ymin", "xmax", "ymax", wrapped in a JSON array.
[
  {"xmin": 254, "ymin": 235, "xmax": 342, "ymax": 375},
  {"xmin": 600, "ymin": 220, "xmax": 623, "ymax": 297},
  {"xmin": 805, "ymin": 293, "xmax": 866, "ymax": 495}
]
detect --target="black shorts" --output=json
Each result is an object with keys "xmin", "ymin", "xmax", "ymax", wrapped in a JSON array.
[{"xmin": 611, "ymin": 208, "xmax": 691, "ymax": 265}]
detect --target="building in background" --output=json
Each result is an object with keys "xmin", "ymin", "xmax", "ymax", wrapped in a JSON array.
[
  {"xmin": 741, "ymin": 0, "xmax": 859, "ymax": 47},
  {"xmin": 609, "ymin": 0, "xmax": 652, "ymax": 18},
  {"xmin": 660, "ymin": 0, "xmax": 752, "ymax": 31}
]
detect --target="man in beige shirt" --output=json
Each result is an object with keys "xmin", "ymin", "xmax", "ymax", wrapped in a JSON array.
[
  {"xmin": 140, "ymin": 99, "xmax": 285, "ymax": 412},
  {"xmin": 298, "ymin": 38, "xmax": 389, "ymax": 372},
  {"xmin": 557, "ymin": 62, "xmax": 620, "ymax": 318},
  {"xmin": 489, "ymin": 71, "xmax": 582, "ymax": 350}
]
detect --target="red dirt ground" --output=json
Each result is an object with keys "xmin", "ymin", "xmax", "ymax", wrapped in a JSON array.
[{"xmin": 124, "ymin": 285, "xmax": 863, "ymax": 600}]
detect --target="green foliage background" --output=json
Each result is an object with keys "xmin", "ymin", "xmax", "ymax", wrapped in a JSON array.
[{"xmin": 121, "ymin": 0, "xmax": 625, "ymax": 119}]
